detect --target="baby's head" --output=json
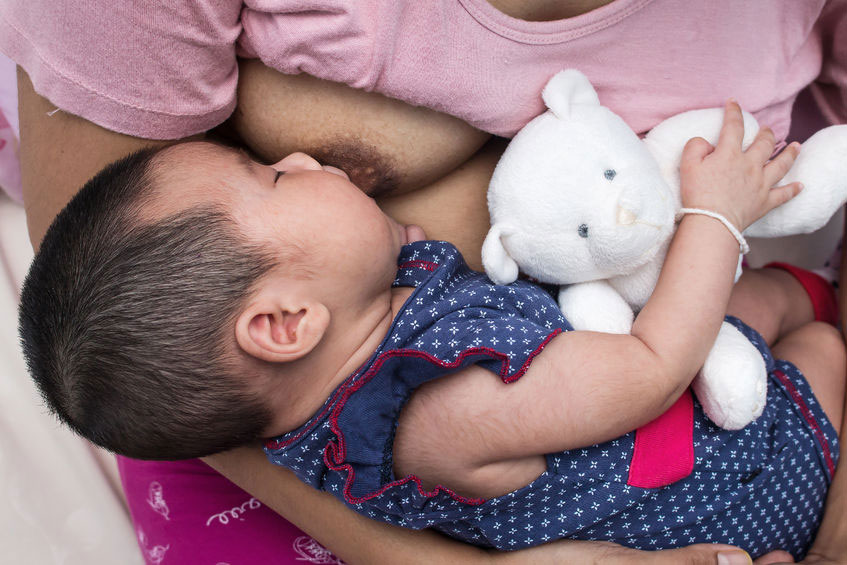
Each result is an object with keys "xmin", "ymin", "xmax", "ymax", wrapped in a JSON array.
[{"xmin": 19, "ymin": 142, "xmax": 410, "ymax": 459}]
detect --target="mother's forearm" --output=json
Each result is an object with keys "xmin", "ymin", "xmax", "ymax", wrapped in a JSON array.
[
  {"xmin": 204, "ymin": 448, "xmax": 748, "ymax": 565},
  {"xmin": 203, "ymin": 447, "xmax": 499, "ymax": 565},
  {"xmin": 17, "ymin": 68, "xmax": 172, "ymax": 248}
]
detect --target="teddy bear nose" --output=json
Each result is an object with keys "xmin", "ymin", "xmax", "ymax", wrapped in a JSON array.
[{"xmin": 616, "ymin": 205, "xmax": 637, "ymax": 225}]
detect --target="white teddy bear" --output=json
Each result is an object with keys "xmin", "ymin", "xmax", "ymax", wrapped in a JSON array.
[{"xmin": 482, "ymin": 69, "xmax": 847, "ymax": 430}]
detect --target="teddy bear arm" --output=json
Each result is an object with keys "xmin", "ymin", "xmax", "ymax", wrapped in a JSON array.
[
  {"xmin": 558, "ymin": 280, "xmax": 634, "ymax": 334},
  {"xmin": 744, "ymin": 124, "xmax": 847, "ymax": 238}
]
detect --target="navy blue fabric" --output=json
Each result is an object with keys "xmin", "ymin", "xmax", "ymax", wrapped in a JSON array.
[{"xmin": 265, "ymin": 241, "xmax": 839, "ymax": 558}]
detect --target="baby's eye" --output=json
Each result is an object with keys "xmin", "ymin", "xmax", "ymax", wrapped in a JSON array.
[{"xmin": 604, "ymin": 169, "xmax": 616, "ymax": 181}]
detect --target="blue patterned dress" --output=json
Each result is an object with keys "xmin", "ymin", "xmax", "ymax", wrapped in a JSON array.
[{"xmin": 265, "ymin": 241, "xmax": 839, "ymax": 558}]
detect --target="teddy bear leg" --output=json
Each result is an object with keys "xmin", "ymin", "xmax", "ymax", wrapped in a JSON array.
[{"xmin": 693, "ymin": 321, "xmax": 767, "ymax": 430}]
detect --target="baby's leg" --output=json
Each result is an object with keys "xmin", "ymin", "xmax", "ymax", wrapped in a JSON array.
[
  {"xmin": 771, "ymin": 322, "xmax": 846, "ymax": 430},
  {"xmin": 727, "ymin": 264, "xmax": 835, "ymax": 346}
]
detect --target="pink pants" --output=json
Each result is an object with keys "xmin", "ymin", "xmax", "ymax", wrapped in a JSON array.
[{"xmin": 117, "ymin": 456, "xmax": 345, "ymax": 564}]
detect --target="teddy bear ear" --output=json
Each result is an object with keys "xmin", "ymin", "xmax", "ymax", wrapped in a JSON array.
[
  {"xmin": 541, "ymin": 69, "xmax": 601, "ymax": 119},
  {"xmin": 482, "ymin": 225, "xmax": 520, "ymax": 285}
]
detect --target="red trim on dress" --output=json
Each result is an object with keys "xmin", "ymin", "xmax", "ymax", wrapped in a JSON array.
[
  {"xmin": 763, "ymin": 262, "xmax": 839, "ymax": 326},
  {"xmin": 773, "ymin": 369, "xmax": 836, "ymax": 478},
  {"xmin": 398, "ymin": 260, "xmax": 439, "ymax": 272},
  {"xmin": 318, "ymin": 330, "xmax": 563, "ymax": 506}
]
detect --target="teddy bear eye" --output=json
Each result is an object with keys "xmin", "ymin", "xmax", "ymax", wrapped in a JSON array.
[{"xmin": 604, "ymin": 169, "xmax": 616, "ymax": 181}]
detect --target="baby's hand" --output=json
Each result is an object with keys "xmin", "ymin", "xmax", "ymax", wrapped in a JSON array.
[{"xmin": 679, "ymin": 100, "xmax": 803, "ymax": 232}]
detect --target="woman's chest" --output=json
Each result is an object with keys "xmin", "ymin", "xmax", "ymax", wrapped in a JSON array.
[
  {"xmin": 233, "ymin": 0, "xmax": 825, "ymax": 155},
  {"xmin": 228, "ymin": 58, "xmax": 491, "ymax": 196}
]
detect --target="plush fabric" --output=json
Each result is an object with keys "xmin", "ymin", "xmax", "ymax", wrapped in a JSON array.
[{"xmin": 482, "ymin": 69, "xmax": 847, "ymax": 429}]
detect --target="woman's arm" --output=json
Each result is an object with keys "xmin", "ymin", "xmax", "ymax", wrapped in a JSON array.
[
  {"xmin": 16, "ymin": 68, "xmax": 171, "ymax": 247},
  {"xmin": 204, "ymin": 447, "xmax": 750, "ymax": 565},
  {"xmin": 202, "ymin": 446, "xmax": 500, "ymax": 564}
]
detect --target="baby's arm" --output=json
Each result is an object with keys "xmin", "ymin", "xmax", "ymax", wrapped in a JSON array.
[{"xmin": 395, "ymin": 102, "xmax": 802, "ymax": 497}]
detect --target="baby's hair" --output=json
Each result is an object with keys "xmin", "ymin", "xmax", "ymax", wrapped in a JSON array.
[{"xmin": 19, "ymin": 147, "xmax": 277, "ymax": 460}]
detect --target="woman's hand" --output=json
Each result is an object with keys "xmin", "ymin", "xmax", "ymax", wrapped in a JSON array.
[
  {"xmin": 206, "ymin": 447, "xmax": 757, "ymax": 565},
  {"xmin": 679, "ymin": 99, "xmax": 803, "ymax": 233},
  {"xmin": 496, "ymin": 540, "xmax": 752, "ymax": 565},
  {"xmin": 755, "ymin": 549, "xmax": 847, "ymax": 564}
]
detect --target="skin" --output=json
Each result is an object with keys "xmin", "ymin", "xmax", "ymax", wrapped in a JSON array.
[
  {"xmin": 148, "ymin": 143, "xmax": 425, "ymax": 435},
  {"xmin": 486, "ymin": 0, "xmax": 617, "ymax": 20},
  {"xmin": 15, "ymin": 1, "xmax": 847, "ymax": 561},
  {"xmin": 150, "ymin": 108, "xmax": 840, "ymax": 514},
  {"xmin": 21, "ymin": 59, "xmax": 761, "ymax": 565},
  {"xmin": 19, "ymin": 73, "xmax": 846, "ymax": 565}
]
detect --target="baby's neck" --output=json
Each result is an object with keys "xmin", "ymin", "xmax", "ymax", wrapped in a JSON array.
[
  {"xmin": 265, "ymin": 284, "xmax": 415, "ymax": 435},
  {"xmin": 323, "ymin": 285, "xmax": 416, "ymax": 393}
]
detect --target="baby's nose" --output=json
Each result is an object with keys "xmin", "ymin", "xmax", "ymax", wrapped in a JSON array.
[{"xmin": 273, "ymin": 152, "xmax": 323, "ymax": 172}]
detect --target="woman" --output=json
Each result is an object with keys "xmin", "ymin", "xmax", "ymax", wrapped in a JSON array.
[{"xmin": 4, "ymin": 0, "xmax": 846, "ymax": 562}]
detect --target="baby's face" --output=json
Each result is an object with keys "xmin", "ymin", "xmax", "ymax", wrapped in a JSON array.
[{"xmin": 152, "ymin": 142, "xmax": 418, "ymax": 292}]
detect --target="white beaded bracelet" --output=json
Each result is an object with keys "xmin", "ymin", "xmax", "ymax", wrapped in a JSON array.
[{"xmin": 676, "ymin": 208, "xmax": 750, "ymax": 254}]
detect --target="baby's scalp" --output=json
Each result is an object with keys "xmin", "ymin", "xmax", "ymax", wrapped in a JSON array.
[
  {"xmin": 19, "ymin": 146, "xmax": 280, "ymax": 460},
  {"xmin": 146, "ymin": 142, "xmax": 316, "ymax": 278},
  {"xmin": 142, "ymin": 142, "xmax": 262, "ymax": 220}
]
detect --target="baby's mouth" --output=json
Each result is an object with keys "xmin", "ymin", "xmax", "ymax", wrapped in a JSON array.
[{"xmin": 322, "ymin": 165, "xmax": 349, "ymax": 180}]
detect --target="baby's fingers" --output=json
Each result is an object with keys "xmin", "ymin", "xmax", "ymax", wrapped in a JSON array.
[
  {"xmin": 763, "ymin": 142, "xmax": 801, "ymax": 188},
  {"xmin": 717, "ymin": 99, "xmax": 745, "ymax": 152},
  {"xmin": 681, "ymin": 136, "xmax": 713, "ymax": 167},
  {"xmin": 745, "ymin": 127, "xmax": 775, "ymax": 164},
  {"xmin": 765, "ymin": 182, "xmax": 804, "ymax": 213}
]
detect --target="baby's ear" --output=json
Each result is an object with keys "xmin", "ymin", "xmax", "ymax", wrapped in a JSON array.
[
  {"xmin": 541, "ymin": 69, "xmax": 601, "ymax": 119},
  {"xmin": 235, "ymin": 296, "xmax": 330, "ymax": 363}
]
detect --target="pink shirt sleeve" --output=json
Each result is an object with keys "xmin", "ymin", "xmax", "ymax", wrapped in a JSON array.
[
  {"xmin": 0, "ymin": 0, "xmax": 242, "ymax": 139},
  {"xmin": 811, "ymin": 0, "xmax": 847, "ymax": 125}
]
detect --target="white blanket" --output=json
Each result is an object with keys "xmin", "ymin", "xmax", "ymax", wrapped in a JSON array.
[{"xmin": 0, "ymin": 194, "xmax": 142, "ymax": 564}]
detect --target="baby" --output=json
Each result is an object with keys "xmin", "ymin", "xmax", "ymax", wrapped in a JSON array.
[{"xmin": 19, "ymin": 103, "xmax": 844, "ymax": 558}]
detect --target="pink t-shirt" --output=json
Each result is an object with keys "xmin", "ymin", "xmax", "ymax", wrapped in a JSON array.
[
  {"xmin": 1, "ymin": 0, "xmax": 845, "ymax": 141},
  {"xmin": 2, "ymin": 1, "xmax": 846, "ymax": 563}
]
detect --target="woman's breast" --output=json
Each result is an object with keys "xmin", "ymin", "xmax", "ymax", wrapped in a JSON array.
[
  {"xmin": 228, "ymin": 59, "xmax": 491, "ymax": 197},
  {"xmin": 226, "ymin": 59, "xmax": 500, "ymax": 267}
]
